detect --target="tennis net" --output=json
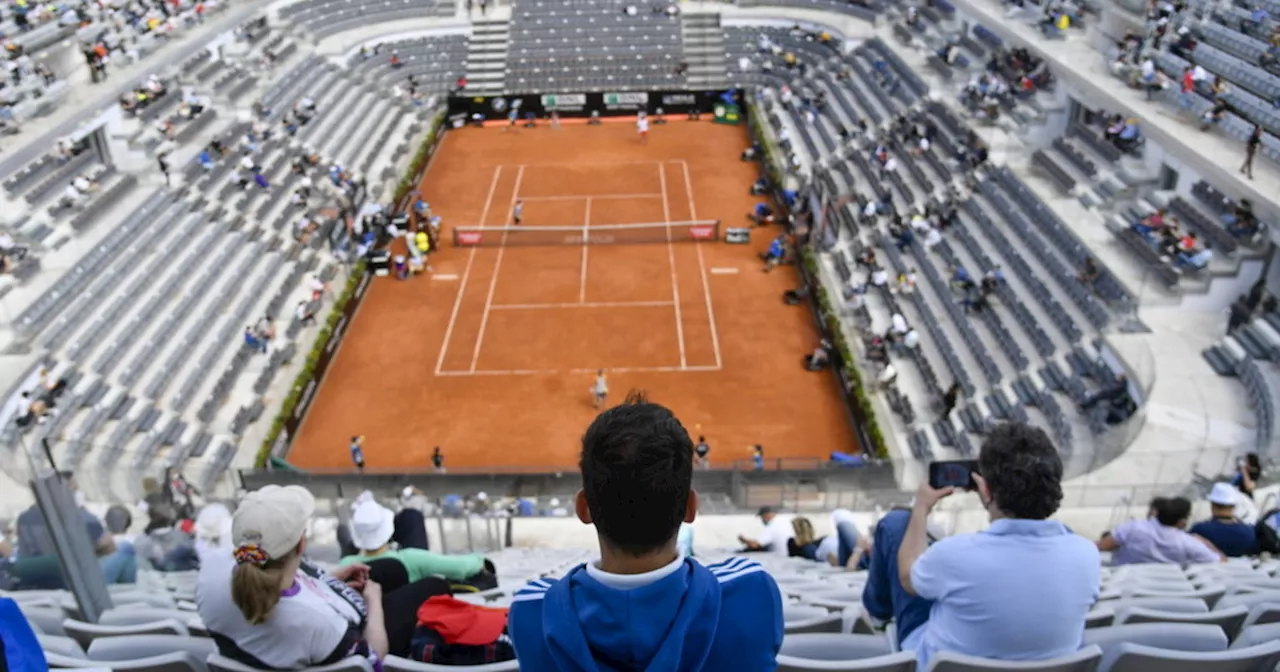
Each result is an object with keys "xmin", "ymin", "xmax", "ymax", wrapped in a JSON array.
[{"xmin": 451, "ymin": 220, "xmax": 721, "ymax": 247}]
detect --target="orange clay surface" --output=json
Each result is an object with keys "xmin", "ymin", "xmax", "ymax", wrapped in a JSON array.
[{"xmin": 287, "ymin": 120, "xmax": 860, "ymax": 471}]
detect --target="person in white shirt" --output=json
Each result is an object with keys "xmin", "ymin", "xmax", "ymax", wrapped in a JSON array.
[
  {"xmin": 903, "ymin": 329, "xmax": 920, "ymax": 350},
  {"xmin": 72, "ymin": 175, "xmax": 92, "ymax": 193},
  {"xmin": 739, "ymin": 506, "xmax": 792, "ymax": 556},
  {"xmin": 890, "ymin": 313, "xmax": 908, "ymax": 335},
  {"xmin": 871, "ymin": 267, "xmax": 889, "ymax": 287},
  {"xmin": 738, "ymin": 56, "xmax": 752, "ymax": 72},
  {"xmin": 196, "ymin": 486, "xmax": 389, "ymax": 669}
]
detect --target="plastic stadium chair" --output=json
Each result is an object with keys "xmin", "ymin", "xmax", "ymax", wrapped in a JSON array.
[
  {"xmin": 1083, "ymin": 622, "xmax": 1229, "ymax": 663},
  {"xmin": 37, "ymin": 632, "xmax": 86, "ymax": 658},
  {"xmin": 1114, "ymin": 605, "xmax": 1250, "ymax": 641},
  {"xmin": 785, "ymin": 610, "xmax": 844, "ymax": 635},
  {"xmin": 925, "ymin": 645, "xmax": 1102, "ymax": 671},
  {"xmin": 208, "ymin": 653, "xmax": 374, "ymax": 672},
  {"xmin": 100, "ymin": 607, "xmax": 202, "ymax": 628},
  {"xmin": 777, "ymin": 633, "xmax": 899, "ymax": 671},
  {"xmin": 806, "ymin": 590, "xmax": 864, "ymax": 612},
  {"xmin": 1099, "ymin": 597, "xmax": 1209, "ymax": 614},
  {"xmin": 1215, "ymin": 590, "xmax": 1280, "ymax": 612},
  {"xmin": 1127, "ymin": 586, "xmax": 1225, "ymax": 608},
  {"xmin": 44, "ymin": 649, "xmax": 208, "ymax": 671},
  {"xmin": 786, "ymin": 605, "xmax": 834, "ymax": 623},
  {"xmin": 18, "ymin": 604, "xmax": 67, "ymax": 635},
  {"xmin": 87, "ymin": 634, "xmax": 216, "ymax": 662},
  {"xmin": 383, "ymin": 657, "xmax": 519, "ymax": 671},
  {"xmin": 1232, "ymin": 622, "xmax": 1280, "ymax": 648},
  {"xmin": 1098, "ymin": 638, "xmax": 1280, "ymax": 672},
  {"xmin": 1085, "ymin": 607, "xmax": 1115, "ymax": 629},
  {"xmin": 62, "ymin": 617, "xmax": 190, "ymax": 649}
]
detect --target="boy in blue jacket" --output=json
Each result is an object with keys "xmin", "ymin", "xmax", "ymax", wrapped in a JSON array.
[{"xmin": 508, "ymin": 392, "xmax": 784, "ymax": 671}]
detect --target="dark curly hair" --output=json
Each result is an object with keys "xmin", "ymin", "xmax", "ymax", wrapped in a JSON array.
[
  {"xmin": 580, "ymin": 391, "xmax": 693, "ymax": 556},
  {"xmin": 978, "ymin": 423, "xmax": 1063, "ymax": 520}
]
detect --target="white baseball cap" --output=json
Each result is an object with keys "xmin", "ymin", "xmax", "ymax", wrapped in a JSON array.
[
  {"xmin": 195, "ymin": 503, "xmax": 232, "ymax": 543},
  {"xmin": 349, "ymin": 500, "xmax": 395, "ymax": 552},
  {"xmin": 231, "ymin": 485, "xmax": 315, "ymax": 562},
  {"xmin": 1208, "ymin": 482, "xmax": 1239, "ymax": 507}
]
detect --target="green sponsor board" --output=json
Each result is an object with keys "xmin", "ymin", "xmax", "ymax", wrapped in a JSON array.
[{"xmin": 713, "ymin": 102, "xmax": 742, "ymax": 125}]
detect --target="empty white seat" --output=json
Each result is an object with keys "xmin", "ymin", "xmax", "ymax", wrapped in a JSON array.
[
  {"xmin": 1083, "ymin": 623, "xmax": 1228, "ymax": 661},
  {"xmin": 777, "ymin": 633, "xmax": 910, "ymax": 672},
  {"xmin": 62, "ymin": 618, "xmax": 190, "ymax": 649},
  {"xmin": 208, "ymin": 653, "xmax": 374, "ymax": 672},
  {"xmin": 1098, "ymin": 638, "xmax": 1280, "ymax": 672},
  {"xmin": 18, "ymin": 605, "xmax": 67, "ymax": 635},
  {"xmin": 44, "ymin": 649, "xmax": 209, "ymax": 672},
  {"xmin": 1115, "ymin": 605, "xmax": 1249, "ymax": 641},
  {"xmin": 383, "ymin": 657, "xmax": 519, "ymax": 671},
  {"xmin": 1100, "ymin": 597, "xmax": 1208, "ymax": 614},
  {"xmin": 1214, "ymin": 590, "xmax": 1280, "ymax": 612},
  {"xmin": 37, "ymin": 632, "xmax": 87, "ymax": 659},
  {"xmin": 926, "ymin": 646, "xmax": 1102, "ymax": 671},
  {"xmin": 87, "ymin": 634, "xmax": 216, "ymax": 662}
]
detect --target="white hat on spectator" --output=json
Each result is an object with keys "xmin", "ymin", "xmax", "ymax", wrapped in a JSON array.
[
  {"xmin": 350, "ymin": 500, "xmax": 396, "ymax": 552},
  {"xmin": 196, "ymin": 503, "xmax": 233, "ymax": 543},
  {"xmin": 231, "ymin": 485, "xmax": 314, "ymax": 563},
  {"xmin": 1208, "ymin": 483, "xmax": 1239, "ymax": 507}
]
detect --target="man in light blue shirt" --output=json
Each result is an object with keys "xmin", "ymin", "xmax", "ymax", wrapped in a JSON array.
[{"xmin": 894, "ymin": 423, "xmax": 1100, "ymax": 667}]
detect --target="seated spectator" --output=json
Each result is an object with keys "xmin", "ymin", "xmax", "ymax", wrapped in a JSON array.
[
  {"xmin": 12, "ymin": 472, "xmax": 136, "ymax": 588},
  {"xmin": 339, "ymin": 500, "xmax": 490, "ymax": 588},
  {"xmin": 792, "ymin": 509, "xmax": 868, "ymax": 568},
  {"xmin": 1098, "ymin": 496, "xmax": 1225, "ymax": 565},
  {"xmin": 739, "ymin": 505, "xmax": 792, "ymax": 555},
  {"xmin": 194, "ymin": 503, "xmax": 233, "ymax": 565},
  {"xmin": 1200, "ymin": 97, "xmax": 1228, "ymax": 130},
  {"xmin": 1176, "ymin": 239, "xmax": 1213, "ymax": 271},
  {"xmin": 1077, "ymin": 256, "xmax": 1100, "ymax": 286},
  {"xmin": 134, "ymin": 502, "xmax": 199, "ymax": 572},
  {"xmin": 1223, "ymin": 200, "xmax": 1260, "ymax": 239},
  {"xmin": 1189, "ymin": 483, "xmax": 1258, "ymax": 557},
  {"xmin": 507, "ymin": 394, "xmax": 783, "ymax": 670},
  {"xmin": 197, "ymin": 485, "xmax": 393, "ymax": 668},
  {"xmin": 885, "ymin": 423, "xmax": 1099, "ymax": 667}
]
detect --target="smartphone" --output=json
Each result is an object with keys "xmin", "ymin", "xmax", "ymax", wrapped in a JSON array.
[{"xmin": 928, "ymin": 460, "xmax": 980, "ymax": 490}]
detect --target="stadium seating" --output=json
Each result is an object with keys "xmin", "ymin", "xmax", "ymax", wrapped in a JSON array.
[{"xmin": 505, "ymin": 0, "xmax": 686, "ymax": 93}]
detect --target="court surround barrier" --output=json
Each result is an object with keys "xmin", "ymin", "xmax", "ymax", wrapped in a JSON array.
[
  {"xmin": 450, "ymin": 219, "xmax": 722, "ymax": 247},
  {"xmin": 446, "ymin": 89, "xmax": 746, "ymax": 123}
]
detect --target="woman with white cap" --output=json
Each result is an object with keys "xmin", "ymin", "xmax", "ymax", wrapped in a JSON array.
[
  {"xmin": 193, "ymin": 503, "xmax": 233, "ymax": 565},
  {"xmin": 196, "ymin": 485, "xmax": 389, "ymax": 669},
  {"xmin": 340, "ymin": 500, "xmax": 489, "ymax": 585}
]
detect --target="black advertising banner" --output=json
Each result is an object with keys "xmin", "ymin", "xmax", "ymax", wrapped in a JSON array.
[{"xmin": 447, "ymin": 89, "xmax": 746, "ymax": 121}]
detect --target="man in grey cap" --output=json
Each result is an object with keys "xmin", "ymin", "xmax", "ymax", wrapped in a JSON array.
[{"xmin": 738, "ymin": 505, "xmax": 792, "ymax": 556}]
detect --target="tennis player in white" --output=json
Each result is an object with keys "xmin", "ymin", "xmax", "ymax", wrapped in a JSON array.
[
  {"xmin": 637, "ymin": 112, "xmax": 650, "ymax": 145},
  {"xmin": 591, "ymin": 369, "xmax": 609, "ymax": 408}
]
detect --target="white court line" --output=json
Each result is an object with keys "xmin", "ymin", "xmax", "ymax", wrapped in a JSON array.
[
  {"xmin": 579, "ymin": 198, "xmax": 591, "ymax": 303},
  {"xmin": 682, "ymin": 160, "xmax": 722, "ymax": 369},
  {"xmin": 710, "ymin": 268, "xmax": 739, "ymax": 275},
  {"xmin": 434, "ymin": 166, "xmax": 501, "ymax": 375},
  {"xmin": 658, "ymin": 163, "xmax": 686, "ymax": 369},
  {"xmin": 433, "ymin": 274, "xmax": 459, "ymax": 280},
  {"xmin": 437, "ymin": 364, "xmax": 723, "ymax": 377},
  {"xmin": 518, "ymin": 194, "xmax": 663, "ymax": 202},
  {"xmin": 491, "ymin": 301, "xmax": 674, "ymax": 310},
  {"xmin": 469, "ymin": 165, "xmax": 524, "ymax": 373}
]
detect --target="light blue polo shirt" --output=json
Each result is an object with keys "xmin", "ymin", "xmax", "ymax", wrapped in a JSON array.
[{"xmin": 903, "ymin": 518, "xmax": 1100, "ymax": 667}]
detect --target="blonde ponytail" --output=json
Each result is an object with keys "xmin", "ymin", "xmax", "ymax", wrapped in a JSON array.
[{"xmin": 230, "ymin": 549, "xmax": 296, "ymax": 624}]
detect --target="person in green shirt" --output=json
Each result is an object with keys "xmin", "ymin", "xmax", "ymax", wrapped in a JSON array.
[{"xmin": 340, "ymin": 500, "xmax": 487, "ymax": 583}]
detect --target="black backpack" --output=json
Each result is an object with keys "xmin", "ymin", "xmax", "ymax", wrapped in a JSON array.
[{"xmin": 1255, "ymin": 508, "xmax": 1280, "ymax": 554}]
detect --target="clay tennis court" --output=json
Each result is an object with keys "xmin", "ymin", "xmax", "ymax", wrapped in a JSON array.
[{"xmin": 287, "ymin": 120, "xmax": 859, "ymax": 470}]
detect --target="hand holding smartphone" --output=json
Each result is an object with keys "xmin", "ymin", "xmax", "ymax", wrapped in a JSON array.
[{"xmin": 928, "ymin": 459, "xmax": 980, "ymax": 490}]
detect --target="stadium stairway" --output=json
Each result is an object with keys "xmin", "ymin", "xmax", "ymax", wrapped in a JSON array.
[
  {"xmin": 465, "ymin": 18, "xmax": 511, "ymax": 95},
  {"xmin": 682, "ymin": 13, "xmax": 730, "ymax": 90}
]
